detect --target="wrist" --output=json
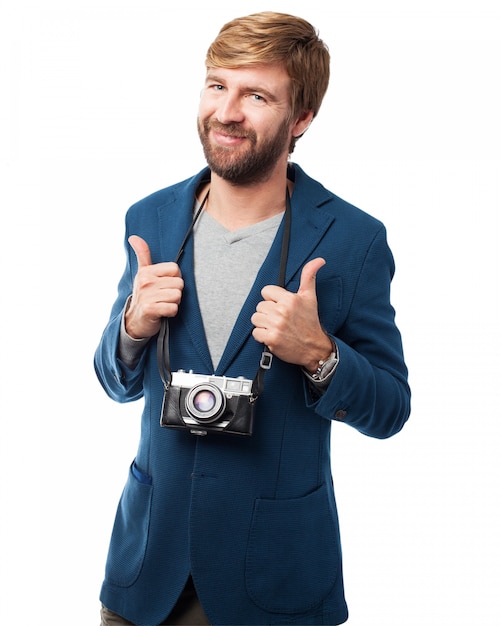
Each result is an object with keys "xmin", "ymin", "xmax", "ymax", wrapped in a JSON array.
[
  {"xmin": 305, "ymin": 336, "xmax": 336, "ymax": 374},
  {"xmin": 123, "ymin": 295, "xmax": 150, "ymax": 340}
]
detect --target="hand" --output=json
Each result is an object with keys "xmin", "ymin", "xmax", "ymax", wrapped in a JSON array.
[
  {"xmin": 125, "ymin": 235, "xmax": 184, "ymax": 339},
  {"xmin": 251, "ymin": 258, "xmax": 332, "ymax": 370}
]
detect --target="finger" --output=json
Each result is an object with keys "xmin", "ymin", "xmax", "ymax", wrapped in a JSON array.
[
  {"xmin": 260, "ymin": 284, "xmax": 284, "ymax": 303},
  {"xmin": 297, "ymin": 257, "xmax": 326, "ymax": 297},
  {"xmin": 128, "ymin": 235, "xmax": 152, "ymax": 268}
]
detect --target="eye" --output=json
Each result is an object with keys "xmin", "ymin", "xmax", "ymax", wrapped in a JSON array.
[
  {"xmin": 249, "ymin": 93, "xmax": 266, "ymax": 104},
  {"xmin": 203, "ymin": 83, "xmax": 224, "ymax": 95}
]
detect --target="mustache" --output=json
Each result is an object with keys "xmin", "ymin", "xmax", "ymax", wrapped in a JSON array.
[{"xmin": 203, "ymin": 119, "xmax": 256, "ymax": 141}]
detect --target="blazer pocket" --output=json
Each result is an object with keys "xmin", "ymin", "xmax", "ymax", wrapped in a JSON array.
[
  {"xmin": 104, "ymin": 460, "xmax": 153, "ymax": 588},
  {"xmin": 245, "ymin": 484, "xmax": 338, "ymax": 615}
]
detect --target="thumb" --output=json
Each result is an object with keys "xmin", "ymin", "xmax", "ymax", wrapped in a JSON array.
[
  {"xmin": 297, "ymin": 257, "xmax": 326, "ymax": 297},
  {"xmin": 128, "ymin": 235, "xmax": 152, "ymax": 268}
]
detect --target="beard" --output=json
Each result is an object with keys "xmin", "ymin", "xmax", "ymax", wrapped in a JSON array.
[{"xmin": 197, "ymin": 116, "xmax": 291, "ymax": 185}]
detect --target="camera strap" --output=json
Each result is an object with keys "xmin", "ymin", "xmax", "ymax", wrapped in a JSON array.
[
  {"xmin": 250, "ymin": 188, "xmax": 291, "ymax": 402},
  {"xmin": 157, "ymin": 187, "xmax": 211, "ymax": 389},
  {"xmin": 157, "ymin": 186, "xmax": 291, "ymax": 404}
]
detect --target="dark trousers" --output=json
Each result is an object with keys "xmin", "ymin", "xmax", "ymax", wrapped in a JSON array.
[{"xmin": 100, "ymin": 576, "xmax": 210, "ymax": 625}]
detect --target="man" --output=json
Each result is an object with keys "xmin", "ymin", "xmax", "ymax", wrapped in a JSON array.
[{"xmin": 95, "ymin": 11, "xmax": 410, "ymax": 626}]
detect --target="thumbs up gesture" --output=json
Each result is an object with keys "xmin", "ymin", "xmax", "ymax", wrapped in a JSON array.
[
  {"xmin": 125, "ymin": 235, "xmax": 184, "ymax": 339},
  {"xmin": 251, "ymin": 258, "xmax": 333, "ymax": 370}
]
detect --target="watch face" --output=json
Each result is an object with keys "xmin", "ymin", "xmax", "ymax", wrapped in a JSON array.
[{"xmin": 319, "ymin": 353, "xmax": 339, "ymax": 379}]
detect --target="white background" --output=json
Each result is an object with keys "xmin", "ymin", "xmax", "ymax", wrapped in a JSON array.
[{"xmin": 1, "ymin": 0, "xmax": 500, "ymax": 624}]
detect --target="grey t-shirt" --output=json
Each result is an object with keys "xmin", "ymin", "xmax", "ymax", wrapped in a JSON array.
[{"xmin": 193, "ymin": 209, "xmax": 283, "ymax": 369}]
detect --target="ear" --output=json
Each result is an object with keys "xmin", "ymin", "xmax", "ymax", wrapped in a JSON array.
[{"xmin": 291, "ymin": 110, "xmax": 314, "ymax": 138}]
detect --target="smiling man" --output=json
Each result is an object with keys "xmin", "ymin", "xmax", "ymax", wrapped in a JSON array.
[{"xmin": 95, "ymin": 12, "xmax": 410, "ymax": 626}]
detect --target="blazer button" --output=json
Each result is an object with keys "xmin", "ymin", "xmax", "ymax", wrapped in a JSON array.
[{"xmin": 335, "ymin": 409, "xmax": 347, "ymax": 420}]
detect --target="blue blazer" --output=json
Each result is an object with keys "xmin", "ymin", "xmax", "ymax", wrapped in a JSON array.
[{"xmin": 95, "ymin": 164, "xmax": 410, "ymax": 625}]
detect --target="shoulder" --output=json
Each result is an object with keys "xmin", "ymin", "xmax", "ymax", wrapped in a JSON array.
[
  {"xmin": 291, "ymin": 163, "xmax": 386, "ymax": 237},
  {"xmin": 126, "ymin": 168, "xmax": 210, "ymax": 221}
]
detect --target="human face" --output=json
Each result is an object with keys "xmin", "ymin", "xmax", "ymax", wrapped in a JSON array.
[{"xmin": 197, "ymin": 65, "xmax": 294, "ymax": 185}]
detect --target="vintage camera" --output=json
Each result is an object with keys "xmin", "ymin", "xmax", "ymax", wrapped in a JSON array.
[{"xmin": 160, "ymin": 370, "xmax": 255, "ymax": 436}]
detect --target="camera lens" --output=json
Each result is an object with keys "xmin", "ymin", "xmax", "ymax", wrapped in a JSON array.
[
  {"xmin": 193, "ymin": 390, "xmax": 216, "ymax": 413},
  {"xmin": 185, "ymin": 383, "xmax": 226, "ymax": 423}
]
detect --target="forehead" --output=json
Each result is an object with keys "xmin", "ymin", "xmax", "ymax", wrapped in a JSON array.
[{"xmin": 205, "ymin": 64, "xmax": 291, "ymax": 98}]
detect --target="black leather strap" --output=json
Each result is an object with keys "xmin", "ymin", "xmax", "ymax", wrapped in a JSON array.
[
  {"xmin": 157, "ymin": 188, "xmax": 210, "ymax": 390},
  {"xmin": 250, "ymin": 188, "xmax": 291, "ymax": 401}
]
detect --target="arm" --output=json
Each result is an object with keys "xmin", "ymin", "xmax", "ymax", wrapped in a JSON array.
[
  {"xmin": 309, "ymin": 226, "xmax": 410, "ymax": 438},
  {"xmin": 252, "ymin": 226, "xmax": 410, "ymax": 439},
  {"xmin": 94, "ymin": 235, "xmax": 184, "ymax": 403}
]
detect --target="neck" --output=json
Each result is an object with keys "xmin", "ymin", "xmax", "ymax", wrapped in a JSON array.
[{"xmin": 200, "ymin": 162, "xmax": 293, "ymax": 231}]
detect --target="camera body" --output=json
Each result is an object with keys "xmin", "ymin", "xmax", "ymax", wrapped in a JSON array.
[{"xmin": 161, "ymin": 370, "xmax": 255, "ymax": 436}]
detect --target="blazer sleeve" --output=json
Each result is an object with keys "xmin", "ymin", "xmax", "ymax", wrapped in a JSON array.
[
  {"xmin": 307, "ymin": 225, "xmax": 411, "ymax": 439},
  {"xmin": 93, "ymin": 232, "xmax": 149, "ymax": 403}
]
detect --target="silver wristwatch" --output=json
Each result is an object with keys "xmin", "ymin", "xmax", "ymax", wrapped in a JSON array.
[{"xmin": 303, "ymin": 344, "xmax": 339, "ymax": 384}]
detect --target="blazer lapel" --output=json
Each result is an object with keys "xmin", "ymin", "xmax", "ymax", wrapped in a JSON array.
[
  {"xmin": 216, "ymin": 184, "xmax": 336, "ymax": 375},
  {"xmin": 158, "ymin": 171, "xmax": 214, "ymax": 372}
]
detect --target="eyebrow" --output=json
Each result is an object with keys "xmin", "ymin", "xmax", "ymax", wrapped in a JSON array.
[{"xmin": 205, "ymin": 72, "xmax": 279, "ymax": 103}]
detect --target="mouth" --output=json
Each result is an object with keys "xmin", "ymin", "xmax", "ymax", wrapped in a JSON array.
[
  {"xmin": 204, "ymin": 119, "xmax": 253, "ymax": 148},
  {"xmin": 211, "ymin": 129, "xmax": 248, "ymax": 147}
]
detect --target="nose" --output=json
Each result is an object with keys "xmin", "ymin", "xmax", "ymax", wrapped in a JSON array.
[{"xmin": 216, "ymin": 92, "xmax": 245, "ymax": 125}]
